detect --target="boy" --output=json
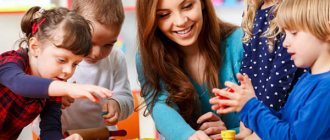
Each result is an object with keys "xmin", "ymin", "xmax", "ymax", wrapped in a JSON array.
[{"xmin": 61, "ymin": 0, "xmax": 133, "ymax": 132}]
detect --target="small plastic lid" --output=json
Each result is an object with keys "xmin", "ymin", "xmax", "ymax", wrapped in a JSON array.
[{"xmin": 221, "ymin": 130, "xmax": 236, "ymax": 139}]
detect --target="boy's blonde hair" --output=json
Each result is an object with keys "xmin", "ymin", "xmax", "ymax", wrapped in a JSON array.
[
  {"xmin": 277, "ymin": 0, "xmax": 330, "ymax": 42},
  {"xmin": 241, "ymin": 0, "xmax": 282, "ymax": 52},
  {"xmin": 72, "ymin": 0, "xmax": 124, "ymax": 26}
]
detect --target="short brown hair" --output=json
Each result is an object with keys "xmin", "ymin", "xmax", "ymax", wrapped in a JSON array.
[
  {"xmin": 72, "ymin": 0, "xmax": 125, "ymax": 26},
  {"xmin": 20, "ymin": 6, "xmax": 92, "ymax": 56}
]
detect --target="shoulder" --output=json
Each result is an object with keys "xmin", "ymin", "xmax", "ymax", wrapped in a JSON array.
[
  {"xmin": 221, "ymin": 28, "xmax": 244, "ymax": 56},
  {"xmin": 223, "ymin": 28, "xmax": 244, "ymax": 45},
  {"xmin": 0, "ymin": 49, "xmax": 29, "ymax": 68}
]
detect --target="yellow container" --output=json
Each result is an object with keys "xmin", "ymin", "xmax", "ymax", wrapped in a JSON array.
[{"xmin": 221, "ymin": 130, "xmax": 236, "ymax": 140}]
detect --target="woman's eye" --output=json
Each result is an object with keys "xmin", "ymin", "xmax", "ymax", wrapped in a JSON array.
[
  {"xmin": 158, "ymin": 12, "xmax": 170, "ymax": 18},
  {"xmin": 183, "ymin": 3, "xmax": 192, "ymax": 9}
]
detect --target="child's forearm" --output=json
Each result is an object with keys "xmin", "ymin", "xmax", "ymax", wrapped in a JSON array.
[
  {"xmin": 0, "ymin": 63, "xmax": 51, "ymax": 98},
  {"xmin": 48, "ymin": 81, "xmax": 70, "ymax": 96}
]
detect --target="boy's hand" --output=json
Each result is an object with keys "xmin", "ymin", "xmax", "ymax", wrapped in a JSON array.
[
  {"xmin": 102, "ymin": 99, "xmax": 120, "ymax": 126},
  {"xmin": 62, "ymin": 96, "xmax": 75, "ymax": 109},
  {"xmin": 210, "ymin": 73, "xmax": 255, "ymax": 114},
  {"xmin": 189, "ymin": 130, "xmax": 211, "ymax": 140},
  {"xmin": 197, "ymin": 112, "xmax": 226, "ymax": 139}
]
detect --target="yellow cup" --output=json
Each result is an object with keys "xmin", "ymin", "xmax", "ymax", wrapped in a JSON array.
[{"xmin": 221, "ymin": 130, "xmax": 236, "ymax": 140}]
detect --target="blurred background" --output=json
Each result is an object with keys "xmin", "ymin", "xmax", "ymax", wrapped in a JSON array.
[{"xmin": 0, "ymin": 0, "xmax": 244, "ymax": 139}]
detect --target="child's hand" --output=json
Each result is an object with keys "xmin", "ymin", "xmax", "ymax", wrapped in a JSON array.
[
  {"xmin": 189, "ymin": 130, "xmax": 211, "ymax": 140},
  {"xmin": 62, "ymin": 96, "xmax": 75, "ymax": 109},
  {"xmin": 210, "ymin": 73, "xmax": 256, "ymax": 114},
  {"xmin": 102, "ymin": 99, "xmax": 120, "ymax": 125},
  {"xmin": 197, "ymin": 112, "xmax": 227, "ymax": 139},
  {"xmin": 63, "ymin": 133, "xmax": 82, "ymax": 140},
  {"xmin": 67, "ymin": 83, "xmax": 112, "ymax": 102}
]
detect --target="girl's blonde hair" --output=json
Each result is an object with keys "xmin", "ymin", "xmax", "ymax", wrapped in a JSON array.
[
  {"xmin": 241, "ymin": 0, "xmax": 282, "ymax": 52},
  {"xmin": 277, "ymin": 0, "xmax": 330, "ymax": 42}
]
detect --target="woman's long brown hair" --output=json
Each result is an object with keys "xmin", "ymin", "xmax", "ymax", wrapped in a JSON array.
[{"xmin": 136, "ymin": 0, "xmax": 236, "ymax": 129}]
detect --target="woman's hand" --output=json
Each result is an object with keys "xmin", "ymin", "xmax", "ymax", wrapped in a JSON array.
[
  {"xmin": 197, "ymin": 112, "xmax": 226, "ymax": 139},
  {"xmin": 210, "ymin": 73, "xmax": 256, "ymax": 114}
]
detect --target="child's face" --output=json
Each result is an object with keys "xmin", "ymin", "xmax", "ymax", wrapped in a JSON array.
[
  {"xmin": 156, "ymin": 0, "xmax": 203, "ymax": 47},
  {"xmin": 84, "ymin": 22, "xmax": 121, "ymax": 64},
  {"xmin": 283, "ymin": 30, "xmax": 325, "ymax": 68},
  {"xmin": 31, "ymin": 39, "xmax": 83, "ymax": 81}
]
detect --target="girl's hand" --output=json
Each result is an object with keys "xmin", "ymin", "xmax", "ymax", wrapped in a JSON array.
[
  {"xmin": 210, "ymin": 73, "xmax": 255, "ymax": 114},
  {"xmin": 49, "ymin": 81, "xmax": 112, "ymax": 102},
  {"xmin": 67, "ymin": 83, "xmax": 112, "ymax": 102},
  {"xmin": 102, "ymin": 99, "xmax": 120, "ymax": 125},
  {"xmin": 63, "ymin": 133, "xmax": 82, "ymax": 140},
  {"xmin": 197, "ymin": 112, "xmax": 226, "ymax": 139},
  {"xmin": 189, "ymin": 130, "xmax": 211, "ymax": 140}
]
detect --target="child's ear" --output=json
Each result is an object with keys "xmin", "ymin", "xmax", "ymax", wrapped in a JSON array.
[{"xmin": 29, "ymin": 37, "xmax": 41, "ymax": 58}]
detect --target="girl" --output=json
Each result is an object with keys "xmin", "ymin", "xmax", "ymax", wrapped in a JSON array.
[
  {"xmin": 211, "ymin": 0, "xmax": 330, "ymax": 139},
  {"xmin": 136, "ymin": 0, "xmax": 243, "ymax": 139},
  {"xmin": 0, "ymin": 6, "xmax": 111, "ymax": 139}
]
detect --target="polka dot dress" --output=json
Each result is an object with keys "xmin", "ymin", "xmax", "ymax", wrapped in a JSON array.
[{"xmin": 240, "ymin": 6, "xmax": 299, "ymax": 111}]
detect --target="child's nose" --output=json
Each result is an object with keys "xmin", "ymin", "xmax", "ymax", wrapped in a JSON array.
[
  {"xmin": 62, "ymin": 65, "xmax": 74, "ymax": 75},
  {"xmin": 283, "ymin": 37, "xmax": 290, "ymax": 48},
  {"xmin": 89, "ymin": 46, "xmax": 102, "ymax": 59}
]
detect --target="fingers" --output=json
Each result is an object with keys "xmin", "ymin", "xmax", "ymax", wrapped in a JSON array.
[
  {"xmin": 199, "ymin": 121, "xmax": 226, "ymax": 132},
  {"xmin": 216, "ymin": 106, "xmax": 236, "ymax": 114},
  {"xmin": 197, "ymin": 112, "xmax": 220, "ymax": 124},
  {"xmin": 104, "ymin": 113, "xmax": 119, "ymax": 126},
  {"xmin": 210, "ymin": 134, "xmax": 222, "ymax": 140}
]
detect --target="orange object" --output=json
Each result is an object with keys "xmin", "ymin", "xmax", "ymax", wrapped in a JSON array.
[{"xmin": 113, "ymin": 90, "xmax": 140, "ymax": 139}]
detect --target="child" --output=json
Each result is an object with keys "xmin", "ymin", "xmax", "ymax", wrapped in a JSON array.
[
  {"xmin": 241, "ymin": 0, "xmax": 300, "ymax": 113},
  {"xmin": 211, "ymin": 0, "xmax": 330, "ymax": 139},
  {"xmin": 0, "ymin": 6, "xmax": 112, "ymax": 139},
  {"xmin": 238, "ymin": 0, "xmax": 305, "ymax": 138},
  {"xmin": 136, "ymin": 0, "xmax": 243, "ymax": 139},
  {"xmin": 61, "ymin": 0, "xmax": 133, "ymax": 132}
]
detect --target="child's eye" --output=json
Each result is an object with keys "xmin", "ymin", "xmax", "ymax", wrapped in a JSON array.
[
  {"xmin": 57, "ymin": 58, "xmax": 66, "ymax": 63},
  {"xmin": 72, "ymin": 63, "xmax": 79, "ymax": 67},
  {"xmin": 104, "ymin": 44, "xmax": 114, "ymax": 49}
]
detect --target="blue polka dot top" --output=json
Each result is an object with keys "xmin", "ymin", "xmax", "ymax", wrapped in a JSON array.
[{"xmin": 240, "ymin": 6, "xmax": 299, "ymax": 111}]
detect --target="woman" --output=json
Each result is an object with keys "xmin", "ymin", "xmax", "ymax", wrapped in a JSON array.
[{"xmin": 136, "ymin": 0, "xmax": 243, "ymax": 139}]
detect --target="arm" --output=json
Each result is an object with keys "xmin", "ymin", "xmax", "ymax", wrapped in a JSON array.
[
  {"xmin": 39, "ymin": 98, "xmax": 63, "ymax": 140},
  {"xmin": 0, "ymin": 63, "xmax": 51, "ymax": 98},
  {"xmin": 220, "ymin": 28, "xmax": 244, "ymax": 131},
  {"xmin": 108, "ymin": 49, "xmax": 133, "ymax": 120},
  {"xmin": 136, "ymin": 53, "xmax": 195, "ymax": 140},
  {"xmin": 240, "ymin": 86, "xmax": 330, "ymax": 140}
]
